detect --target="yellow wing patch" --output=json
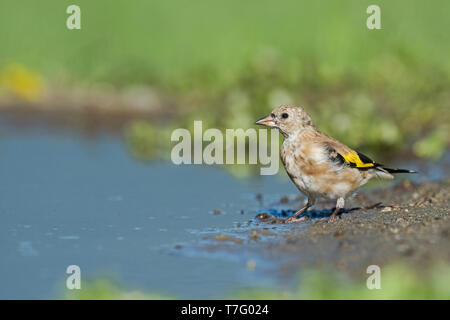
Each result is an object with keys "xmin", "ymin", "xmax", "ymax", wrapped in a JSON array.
[{"xmin": 341, "ymin": 151, "xmax": 375, "ymax": 168}]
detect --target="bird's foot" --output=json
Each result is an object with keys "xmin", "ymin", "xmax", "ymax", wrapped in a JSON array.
[
  {"xmin": 327, "ymin": 215, "xmax": 339, "ymax": 223},
  {"xmin": 283, "ymin": 215, "xmax": 308, "ymax": 224},
  {"xmin": 327, "ymin": 208, "xmax": 341, "ymax": 223},
  {"xmin": 282, "ymin": 204, "xmax": 311, "ymax": 224}
]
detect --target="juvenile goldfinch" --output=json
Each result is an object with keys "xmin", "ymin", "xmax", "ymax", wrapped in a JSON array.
[{"xmin": 256, "ymin": 105, "xmax": 416, "ymax": 223}]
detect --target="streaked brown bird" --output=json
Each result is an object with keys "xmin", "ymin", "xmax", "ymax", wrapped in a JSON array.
[{"xmin": 256, "ymin": 105, "xmax": 416, "ymax": 223}]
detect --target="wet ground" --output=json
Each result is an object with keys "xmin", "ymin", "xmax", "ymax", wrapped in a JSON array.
[
  {"xmin": 192, "ymin": 179, "xmax": 450, "ymax": 283},
  {"xmin": 0, "ymin": 128, "xmax": 448, "ymax": 299}
]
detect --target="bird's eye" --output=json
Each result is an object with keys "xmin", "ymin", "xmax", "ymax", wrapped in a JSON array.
[{"xmin": 281, "ymin": 113, "xmax": 289, "ymax": 119}]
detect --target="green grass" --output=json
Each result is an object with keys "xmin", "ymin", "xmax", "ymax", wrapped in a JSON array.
[
  {"xmin": 1, "ymin": 1, "xmax": 449, "ymax": 86},
  {"xmin": 64, "ymin": 262, "xmax": 450, "ymax": 299},
  {"xmin": 0, "ymin": 0, "xmax": 449, "ymax": 160},
  {"xmin": 64, "ymin": 278, "xmax": 173, "ymax": 300},
  {"xmin": 237, "ymin": 262, "xmax": 450, "ymax": 299}
]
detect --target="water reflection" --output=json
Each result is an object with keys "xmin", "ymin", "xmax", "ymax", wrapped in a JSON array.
[{"xmin": 0, "ymin": 133, "xmax": 295, "ymax": 299}]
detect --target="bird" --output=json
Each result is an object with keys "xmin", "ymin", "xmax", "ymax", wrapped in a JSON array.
[{"xmin": 255, "ymin": 105, "xmax": 416, "ymax": 223}]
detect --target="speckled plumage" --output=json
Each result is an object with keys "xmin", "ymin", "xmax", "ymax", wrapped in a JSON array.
[{"xmin": 256, "ymin": 105, "xmax": 415, "ymax": 223}]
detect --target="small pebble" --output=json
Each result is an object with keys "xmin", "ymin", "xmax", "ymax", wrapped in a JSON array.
[
  {"xmin": 246, "ymin": 259, "xmax": 256, "ymax": 271},
  {"xmin": 280, "ymin": 196, "xmax": 289, "ymax": 204},
  {"xmin": 214, "ymin": 234, "xmax": 243, "ymax": 244},
  {"xmin": 250, "ymin": 230, "xmax": 259, "ymax": 241}
]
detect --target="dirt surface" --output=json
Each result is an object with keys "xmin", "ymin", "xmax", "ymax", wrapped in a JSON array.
[{"xmin": 198, "ymin": 179, "xmax": 450, "ymax": 279}]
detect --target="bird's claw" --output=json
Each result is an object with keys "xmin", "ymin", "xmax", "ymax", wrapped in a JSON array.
[
  {"xmin": 283, "ymin": 215, "xmax": 307, "ymax": 224},
  {"xmin": 327, "ymin": 215, "xmax": 338, "ymax": 223}
]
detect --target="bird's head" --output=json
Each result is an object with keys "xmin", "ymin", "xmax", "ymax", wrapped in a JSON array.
[{"xmin": 255, "ymin": 105, "xmax": 313, "ymax": 136}]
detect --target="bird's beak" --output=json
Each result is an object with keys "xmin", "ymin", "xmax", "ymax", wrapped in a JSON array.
[{"xmin": 255, "ymin": 114, "xmax": 276, "ymax": 127}]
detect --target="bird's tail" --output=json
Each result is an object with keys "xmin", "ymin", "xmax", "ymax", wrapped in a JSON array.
[
  {"xmin": 381, "ymin": 167, "xmax": 417, "ymax": 174},
  {"xmin": 371, "ymin": 166, "xmax": 416, "ymax": 179}
]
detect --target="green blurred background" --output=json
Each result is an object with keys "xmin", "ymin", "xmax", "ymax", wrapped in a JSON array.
[
  {"xmin": 0, "ymin": 0, "xmax": 449, "ymax": 300},
  {"xmin": 0, "ymin": 0, "xmax": 449, "ymax": 161}
]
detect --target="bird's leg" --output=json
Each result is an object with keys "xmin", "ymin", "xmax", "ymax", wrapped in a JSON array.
[
  {"xmin": 284, "ymin": 197, "xmax": 315, "ymax": 223},
  {"xmin": 328, "ymin": 197, "xmax": 345, "ymax": 223}
]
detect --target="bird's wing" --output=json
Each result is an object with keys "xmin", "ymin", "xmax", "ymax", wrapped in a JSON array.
[
  {"xmin": 321, "ymin": 139, "xmax": 380, "ymax": 169},
  {"xmin": 339, "ymin": 150, "xmax": 379, "ymax": 168}
]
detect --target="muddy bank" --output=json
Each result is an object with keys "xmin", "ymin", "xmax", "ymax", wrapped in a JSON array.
[{"xmin": 194, "ymin": 179, "xmax": 450, "ymax": 279}]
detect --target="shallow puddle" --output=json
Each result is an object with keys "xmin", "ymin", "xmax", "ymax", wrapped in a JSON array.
[
  {"xmin": 0, "ymin": 130, "xmax": 448, "ymax": 298},
  {"xmin": 0, "ymin": 132, "xmax": 299, "ymax": 298}
]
